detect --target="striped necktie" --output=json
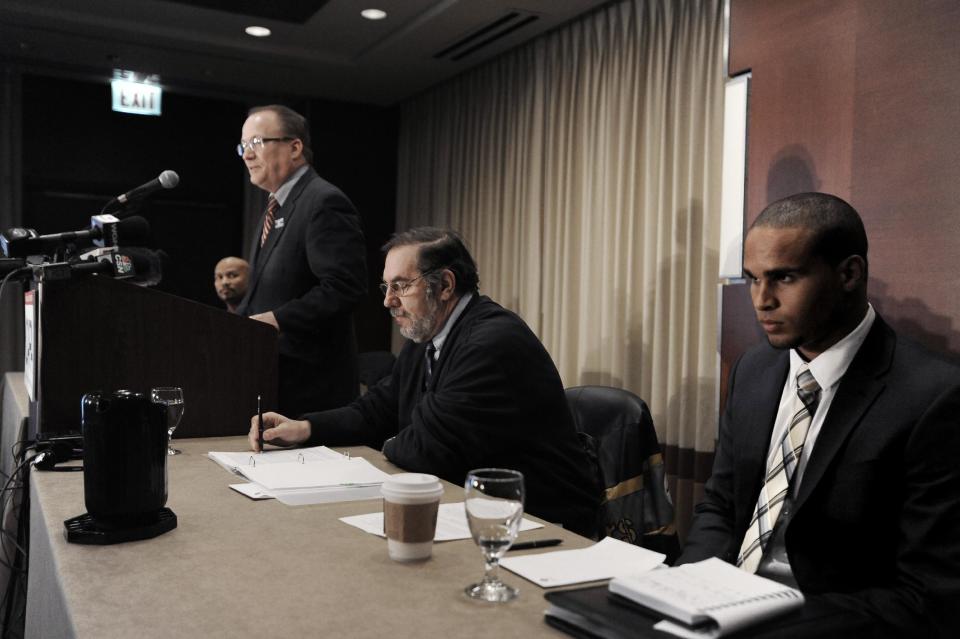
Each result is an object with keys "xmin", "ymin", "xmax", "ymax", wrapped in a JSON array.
[
  {"xmin": 737, "ymin": 365, "xmax": 820, "ymax": 573},
  {"xmin": 260, "ymin": 195, "xmax": 279, "ymax": 247}
]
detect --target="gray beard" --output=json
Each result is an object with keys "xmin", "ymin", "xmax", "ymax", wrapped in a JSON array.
[{"xmin": 396, "ymin": 297, "xmax": 439, "ymax": 343}]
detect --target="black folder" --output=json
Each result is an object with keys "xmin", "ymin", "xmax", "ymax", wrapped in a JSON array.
[{"xmin": 544, "ymin": 585, "xmax": 662, "ymax": 638}]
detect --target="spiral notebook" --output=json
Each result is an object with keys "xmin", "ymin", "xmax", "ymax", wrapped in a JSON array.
[{"xmin": 607, "ymin": 557, "xmax": 804, "ymax": 638}]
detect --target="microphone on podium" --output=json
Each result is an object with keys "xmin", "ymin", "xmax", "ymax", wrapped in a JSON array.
[
  {"xmin": 101, "ymin": 170, "xmax": 179, "ymax": 215},
  {"xmin": 35, "ymin": 215, "xmax": 150, "ymax": 246},
  {"xmin": 0, "ymin": 215, "xmax": 152, "ymax": 258},
  {"xmin": 31, "ymin": 247, "xmax": 164, "ymax": 287}
]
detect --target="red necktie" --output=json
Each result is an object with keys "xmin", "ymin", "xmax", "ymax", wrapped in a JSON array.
[{"xmin": 260, "ymin": 196, "xmax": 279, "ymax": 247}]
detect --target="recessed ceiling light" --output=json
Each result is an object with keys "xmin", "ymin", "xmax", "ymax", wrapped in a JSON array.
[
  {"xmin": 361, "ymin": 9, "xmax": 387, "ymax": 20},
  {"xmin": 245, "ymin": 26, "xmax": 271, "ymax": 37}
]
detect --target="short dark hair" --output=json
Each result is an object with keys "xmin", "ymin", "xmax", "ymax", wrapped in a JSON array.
[
  {"xmin": 382, "ymin": 227, "xmax": 480, "ymax": 296},
  {"xmin": 248, "ymin": 104, "xmax": 313, "ymax": 165},
  {"xmin": 752, "ymin": 192, "xmax": 868, "ymax": 269}
]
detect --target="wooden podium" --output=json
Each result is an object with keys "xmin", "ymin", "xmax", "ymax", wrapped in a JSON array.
[{"xmin": 27, "ymin": 275, "xmax": 278, "ymax": 440}]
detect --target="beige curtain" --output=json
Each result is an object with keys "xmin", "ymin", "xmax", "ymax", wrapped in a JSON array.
[{"xmin": 396, "ymin": 0, "xmax": 725, "ymax": 539}]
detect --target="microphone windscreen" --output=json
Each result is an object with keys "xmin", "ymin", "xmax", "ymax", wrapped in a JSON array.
[
  {"xmin": 121, "ymin": 247, "xmax": 163, "ymax": 286},
  {"xmin": 159, "ymin": 170, "xmax": 179, "ymax": 189},
  {"xmin": 117, "ymin": 216, "xmax": 152, "ymax": 244}
]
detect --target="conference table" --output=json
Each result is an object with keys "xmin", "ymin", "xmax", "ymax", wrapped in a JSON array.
[
  {"xmin": 26, "ymin": 435, "xmax": 592, "ymax": 638},
  {"xmin": 11, "ymin": 373, "xmax": 874, "ymax": 639}
]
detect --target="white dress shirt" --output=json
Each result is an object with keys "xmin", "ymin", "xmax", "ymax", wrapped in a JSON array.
[
  {"xmin": 764, "ymin": 303, "xmax": 876, "ymax": 495},
  {"xmin": 756, "ymin": 304, "xmax": 876, "ymax": 584},
  {"xmin": 427, "ymin": 292, "xmax": 474, "ymax": 361},
  {"xmin": 271, "ymin": 164, "xmax": 310, "ymax": 206}
]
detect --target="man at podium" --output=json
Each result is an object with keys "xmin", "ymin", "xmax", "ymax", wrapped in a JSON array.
[
  {"xmin": 248, "ymin": 228, "xmax": 600, "ymax": 536},
  {"xmin": 236, "ymin": 105, "xmax": 367, "ymax": 417}
]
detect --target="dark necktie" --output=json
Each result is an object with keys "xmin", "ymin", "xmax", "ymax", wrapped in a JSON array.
[
  {"xmin": 423, "ymin": 342, "xmax": 436, "ymax": 390},
  {"xmin": 260, "ymin": 195, "xmax": 279, "ymax": 247}
]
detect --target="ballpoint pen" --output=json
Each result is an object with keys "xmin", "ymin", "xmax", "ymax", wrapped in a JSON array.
[
  {"xmin": 257, "ymin": 394, "xmax": 264, "ymax": 453},
  {"xmin": 508, "ymin": 538, "xmax": 563, "ymax": 551}
]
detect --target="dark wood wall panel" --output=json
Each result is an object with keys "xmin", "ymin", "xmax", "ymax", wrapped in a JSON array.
[
  {"xmin": 849, "ymin": 1, "xmax": 960, "ymax": 354},
  {"xmin": 718, "ymin": 281, "xmax": 764, "ymax": 410},
  {"xmin": 730, "ymin": 0, "xmax": 859, "ymax": 216},
  {"xmin": 723, "ymin": 0, "xmax": 960, "ymax": 381}
]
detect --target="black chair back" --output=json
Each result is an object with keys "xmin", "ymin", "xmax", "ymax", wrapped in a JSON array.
[{"xmin": 565, "ymin": 385, "xmax": 680, "ymax": 562}]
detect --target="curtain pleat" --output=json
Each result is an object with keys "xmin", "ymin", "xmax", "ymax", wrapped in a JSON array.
[{"xmin": 396, "ymin": 0, "xmax": 724, "ymax": 540}]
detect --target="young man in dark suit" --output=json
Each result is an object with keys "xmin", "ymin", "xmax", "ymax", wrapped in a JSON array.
[
  {"xmin": 679, "ymin": 192, "xmax": 960, "ymax": 637},
  {"xmin": 236, "ymin": 105, "xmax": 367, "ymax": 417},
  {"xmin": 248, "ymin": 228, "xmax": 600, "ymax": 536}
]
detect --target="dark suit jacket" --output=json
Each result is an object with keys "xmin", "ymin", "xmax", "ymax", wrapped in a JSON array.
[
  {"xmin": 679, "ymin": 315, "xmax": 960, "ymax": 637},
  {"xmin": 237, "ymin": 168, "xmax": 367, "ymax": 416},
  {"xmin": 303, "ymin": 295, "xmax": 602, "ymax": 537}
]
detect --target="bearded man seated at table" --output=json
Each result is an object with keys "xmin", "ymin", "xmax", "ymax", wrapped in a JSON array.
[{"xmin": 249, "ymin": 227, "xmax": 600, "ymax": 537}]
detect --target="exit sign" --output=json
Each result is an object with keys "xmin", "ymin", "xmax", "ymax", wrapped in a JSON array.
[{"xmin": 111, "ymin": 79, "xmax": 162, "ymax": 116}]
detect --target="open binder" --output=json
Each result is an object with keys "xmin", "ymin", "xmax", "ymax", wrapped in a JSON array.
[{"xmin": 208, "ymin": 446, "xmax": 392, "ymax": 505}]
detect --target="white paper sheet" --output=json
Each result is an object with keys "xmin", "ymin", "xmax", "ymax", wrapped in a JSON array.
[
  {"xmin": 339, "ymin": 502, "xmax": 544, "ymax": 541},
  {"xmin": 229, "ymin": 483, "xmax": 273, "ymax": 500},
  {"xmin": 272, "ymin": 484, "xmax": 385, "ymax": 505},
  {"xmin": 208, "ymin": 445, "xmax": 344, "ymax": 474},
  {"xmin": 240, "ymin": 457, "xmax": 391, "ymax": 491},
  {"xmin": 227, "ymin": 481, "xmax": 385, "ymax": 505},
  {"xmin": 500, "ymin": 537, "xmax": 665, "ymax": 588},
  {"xmin": 211, "ymin": 447, "xmax": 390, "ymax": 505}
]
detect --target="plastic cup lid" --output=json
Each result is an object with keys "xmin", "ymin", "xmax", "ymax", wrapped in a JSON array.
[{"xmin": 381, "ymin": 473, "xmax": 443, "ymax": 497}]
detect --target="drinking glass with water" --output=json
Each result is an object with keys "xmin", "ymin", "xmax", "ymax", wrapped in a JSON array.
[
  {"xmin": 463, "ymin": 468, "xmax": 524, "ymax": 602},
  {"xmin": 150, "ymin": 386, "xmax": 184, "ymax": 456}
]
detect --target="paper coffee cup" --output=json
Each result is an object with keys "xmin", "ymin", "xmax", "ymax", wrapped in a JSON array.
[{"xmin": 381, "ymin": 473, "xmax": 443, "ymax": 562}]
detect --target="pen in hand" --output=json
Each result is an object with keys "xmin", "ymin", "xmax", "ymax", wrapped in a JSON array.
[
  {"xmin": 257, "ymin": 394, "xmax": 264, "ymax": 453},
  {"xmin": 508, "ymin": 538, "xmax": 563, "ymax": 551}
]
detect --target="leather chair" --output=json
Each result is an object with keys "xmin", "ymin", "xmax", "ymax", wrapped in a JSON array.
[{"xmin": 565, "ymin": 385, "xmax": 680, "ymax": 562}]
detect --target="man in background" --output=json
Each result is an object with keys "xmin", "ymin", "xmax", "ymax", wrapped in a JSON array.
[
  {"xmin": 679, "ymin": 192, "xmax": 960, "ymax": 636},
  {"xmin": 213, "ymin": 256, "xmax": 249, "ymax": 313},
  {"xmin": 249, "ymin": 228, "xmax": 600, "ymax": 536},
  {"xmin": 236, "ymin": 105, "xmax": 367, "ymax": 417}
]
